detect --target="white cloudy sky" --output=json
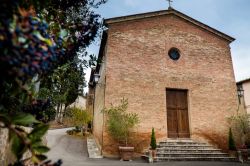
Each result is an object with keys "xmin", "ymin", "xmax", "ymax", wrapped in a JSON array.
[{"xmin": 85, "ymin": 0, "xmax": 250, "ymax": 88}]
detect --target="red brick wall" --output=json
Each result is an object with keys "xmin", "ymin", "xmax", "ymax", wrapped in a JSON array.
[{"xmin": 101, "ymin": 14, "xmax": 238, "ymax": 156}]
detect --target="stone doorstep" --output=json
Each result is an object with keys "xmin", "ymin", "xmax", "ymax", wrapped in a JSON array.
[
  {"xmin": 157, "ymin": 154, "xmax": 229, "ymax": 158},
  {"xmin": 159, "ymin": 142, "xmax": 207, "ymax": 145},
  {"xmin": 163, "ymin": 139, "xmax": 193, "ymax": 142},
  {"xmin": 87, "ymin": 137, "xmax": 103, "ymax": 159},
  {"xmin": 158, "ymin": 144, "xmax": 213, "ymax": 147},
  {"xmin": 154, "ymin": 156, "xmax": 237, "ymax": 161},
  {"xmin": 157, "ymin": 152, "xmax": 228, "ymax": 155},
  {"xmin": 156, "ymin": 148, "xmax": 221, "ymax": 151},
  {"xmin": 141, "ymin": 155, "xmax": 237, "ymax": 162},
  {"xmin": 142, "ymin": 139, "xmax": 239, "ymax": 162}
]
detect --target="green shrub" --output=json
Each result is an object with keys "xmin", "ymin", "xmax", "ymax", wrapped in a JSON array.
[
  {"xmin": 228, "ymin": 128, "xmax": 236, "ymax": 150},
  {"xmin": 75, "ymin": 126, "xmax": 81, "ymax": 132},
  {"xmin": 66, "ymin": 127, "xmax": 81, "ymax": 136},
  {"xmin": 66, "ymin": 107, "xmax": 92, "ymax": 127},
  {"xmin": 103, "ymin": 98, "xmax": 139, "ymax": 146},
  {"xmin": 66, "ymin": 130, "xmax": 74, "ymax": 135},
  {"xmin": 228, "ymin": 113, "xmax": 250, "ymax": 145},
  {"xmin": 150, "ymin": 128, "xmax": 157, "ymax": 150}
]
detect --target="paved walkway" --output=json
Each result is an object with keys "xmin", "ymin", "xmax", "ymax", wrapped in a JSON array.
[{"xmin": 46, "ymin": 128, "xmax": 249, "ymax": 166}]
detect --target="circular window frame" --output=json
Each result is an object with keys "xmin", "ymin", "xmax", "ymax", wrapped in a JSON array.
[{"xmin": 168, "ymin": 48, "xmax": 181, "ymax": 61}]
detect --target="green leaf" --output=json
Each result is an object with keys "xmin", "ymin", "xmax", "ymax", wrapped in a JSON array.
[
  {"xmin": 33, "ymin": 31, "xmax": 53, "ymax": 46},
  {"xmin": 11, "ymin": 114, "xmax": 38, "ymax": 126},
  {"xmin": 18, "ymin": 36, "xmax": 27, "ymax": 43},
  {"xmin": 0, "ymin": 113, "xmax": 10, "ymax": 125},
  {"xmin": 44, "ymin": 38, "xmax": 53, "ymax": 46},
  {"xmin": 33, "ymin": 145, "xmax": 50, "ymax": 153},
  {"xmin": 29, "ymin": 124, "xmax": 49, "ymax": 142},
  {"xmin": 11, "ymin": 134, "xmax": 26, "ymax": 160},
  {"xmin": 60, "ymin": 29, "xmax": 68, "ymax": 38}
]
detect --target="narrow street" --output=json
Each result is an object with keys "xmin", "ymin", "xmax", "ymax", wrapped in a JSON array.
[{"xmin": 46, "ymin": 128, "xmax": 89, "ymax": 165}]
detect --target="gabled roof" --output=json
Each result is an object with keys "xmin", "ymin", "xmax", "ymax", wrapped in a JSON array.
[{"xmin": 104, "ymin": 8, "xmax": 235, "ymax": 43}]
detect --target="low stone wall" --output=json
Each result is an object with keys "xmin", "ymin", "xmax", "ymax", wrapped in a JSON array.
[
  {"xmin": 0, "ymin": 127, "xmax": 47, "ymax": 165},
  {"xmin": 0, "ymin": 128, "xmax": 7, "ymax": 165},
  {"xmin": 0, "ymin": 128, "xmax": 15, "ymax": 166}
]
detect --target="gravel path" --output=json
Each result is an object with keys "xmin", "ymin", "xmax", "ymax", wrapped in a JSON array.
[{"xmin": 46, "ymin": 128, "xmax": 249, "ymax": 166}]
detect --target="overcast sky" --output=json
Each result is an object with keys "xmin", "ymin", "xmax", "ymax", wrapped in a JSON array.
[{"xmin": 86, "ymin": 0, "xmax": 250, "ymax": 86}]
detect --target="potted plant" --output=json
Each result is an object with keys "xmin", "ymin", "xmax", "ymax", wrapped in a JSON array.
[
  {"xmin": 238, "ymin": 144, "xmax": 248, "ymax": 162},
  {"xmin": 228, "ymin": 128, "xmax": 237, "ymax": 157},
  {"xmin": 229, "ymin": 113, "xmax": 250, "ymax": 162},
  {"xmin": 150, "ymin": 128, "xmax": 157, "ymax": 160},
  {"xmin": 103, "ymin": 99, "xmax": 139, "ymax": 161}
]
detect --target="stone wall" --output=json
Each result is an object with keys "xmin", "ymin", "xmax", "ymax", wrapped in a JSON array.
[
  {"xmin": 242, "ymin": 80, "xmax": 250, "ymax": 114},
  {"xmin": 0, "ymin": 127, "xmax": 47, "ymax": 165},
  {"xmin": 101, "ymin": 14, "xmax": 238, "ymax": 156},
  {"xmin": 0, "ymin": 128, "xmax": 9, "ymax": 165},
  {"xmin": 0, "ymin": 128, "xmax": 16, "ymax": 166}
]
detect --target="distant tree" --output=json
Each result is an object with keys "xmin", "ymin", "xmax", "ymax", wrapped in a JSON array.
[{"xmin": 40, "ymin": 59, "xmax": 86, "ymax": 123}]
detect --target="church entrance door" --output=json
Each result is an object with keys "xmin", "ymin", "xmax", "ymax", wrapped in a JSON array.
[{"xmin": 166, "ymin": 89, "xmax": 190, "ymax": 138}]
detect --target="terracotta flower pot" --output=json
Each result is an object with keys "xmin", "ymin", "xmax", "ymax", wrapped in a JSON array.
[
  {"xmin": 151, "ymin": 149, "xmax": 157, "ymax": 159},
  {"xmin": 119, "ymin": 146, "xmax": 134, "ymax": 161},
  {"xmin": 240, "ymin": 149, "xmax": 248, "ymax": 161}
]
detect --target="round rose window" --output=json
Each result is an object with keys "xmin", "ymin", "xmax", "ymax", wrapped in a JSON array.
[{"xmin": 168, "ymin": 48, "xmax": 180, "ymax": 60}]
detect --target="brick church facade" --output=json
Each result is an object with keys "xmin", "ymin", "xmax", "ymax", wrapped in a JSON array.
[{"xmin": 88, "ymin": 8, "xmax": 238, "ymax": 157}]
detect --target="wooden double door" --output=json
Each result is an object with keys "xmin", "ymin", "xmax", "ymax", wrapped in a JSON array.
[{"xmin": 166, "ymin": 89, "xmax": 190, "ymax": 138}]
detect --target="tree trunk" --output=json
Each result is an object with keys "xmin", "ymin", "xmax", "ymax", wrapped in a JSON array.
[
  {"xmin": 59, "ymin": 104, "xmax": 63, "ymax": 123},
  {"xmin": 60, "ymin": 104, "xmax": 67, "ymax": 124},
  {"xmin": 56, "ymin": 104, "xmax": 60, "ymax": 122}
]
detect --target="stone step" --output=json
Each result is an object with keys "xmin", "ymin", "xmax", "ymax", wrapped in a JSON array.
[
  {"xmin": 157, "ymin": 152, "xmax": 228, "ymax": 158},
  {"xmin": 154, "ymin": 156, "xmax": 236, "ymax": 161},
  {"xmin": 159, "ymin": 143, "xmax": 206, "ymax": 146},
  {"xmin": 157, "ymin": 145, "xmax": 214, "ymax": 150},
  {"xmin": 158, "ymin": 143, "xmax": 212, "ymax": 146},
  {"xmin": 158, "ymin": 139, "xmax": 210, "ymax": 145},
  {"xmin": 156, "ymin": 148, "xmax": 222, "ymax": 153},
  {"xmin": 163, "ymin": 139, "xmax": 193, "ymax": 142},
  {"xmin": 159, "ymin": 142, "xmax": 207, "ymax": 146}
]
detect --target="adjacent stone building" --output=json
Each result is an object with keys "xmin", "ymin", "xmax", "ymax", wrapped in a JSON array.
[
  {"xmin": 88, "ymin": 8, "xmax": 238, "ymax": 157},
  {"xmin": 237, "ymin": 78, "xmax": 250, "ymax": 114}
]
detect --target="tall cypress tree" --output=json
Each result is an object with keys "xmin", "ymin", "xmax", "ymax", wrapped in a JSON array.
[{"xmin": 150, "ymin": 128, "xmax": 157, "ymax": 150}]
